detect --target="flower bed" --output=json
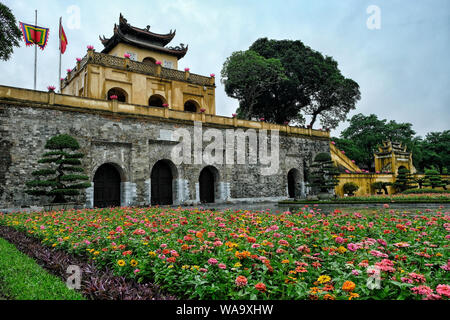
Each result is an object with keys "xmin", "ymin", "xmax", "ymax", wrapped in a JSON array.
[{"xmin": 0, "ymin": 207, "xmax": 449, "ymax": 300}]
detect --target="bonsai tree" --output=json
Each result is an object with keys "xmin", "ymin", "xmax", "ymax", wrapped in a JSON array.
[
  {"xmin": 343, "ymin": 182, "xmax": 359, "ymax": 196},
  {"xmin": 392, "ymin": 168, "xmax": 415, "ymax": 193},
  {"xmin": 414, "ymin": 177, "xmax": 426, "ymax": 189},
  {"xmin": 308, "ymin": 152, "xmax": 340, "ymax": 195},
  {"xmin": 26, "ymin": 134, "xmax": 91, "ymax": 203},
  {"xmin": 423, "ymin": 169, "xmax": 445, "ymax": 189},
  {"xmin": 371, "ymin": 181, "xmax": 391, "ymax": 195}
]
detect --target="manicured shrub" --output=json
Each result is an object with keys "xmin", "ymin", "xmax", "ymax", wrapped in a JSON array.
[
  {"xmin": 343, "ymin": 182, "xmax": 359, "ymax": 196},
  {"xmin": 25, "ymin": 134, "xmax": 90, "ymax": 203},
  {"xmin": 308, "ymin": 152, "xmax": 340, "ymax": 193}
]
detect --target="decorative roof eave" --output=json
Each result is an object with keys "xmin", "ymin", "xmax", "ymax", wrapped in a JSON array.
[
  {"xmin": 119, "ymin": 13, "xmax": 175, "ymax": 46},
  {"xmin": 100, "ymin": 30, "xmax": 188, "ymax": 59}
]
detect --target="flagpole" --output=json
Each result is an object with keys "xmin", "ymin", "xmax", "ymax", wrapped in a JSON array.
[
  {"xmin": 59, "ymin": 17, "xmax": 62, "ymax": 93},
  {"xmin": 34, "ymin": 10, "xmax": 37, "ymax": 90}
]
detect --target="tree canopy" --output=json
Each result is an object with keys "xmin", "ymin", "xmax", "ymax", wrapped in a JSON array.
[
  {"xmin": 0, "ymin": 2, "xmax": 21, "ymax": 61},
  {"xmin": 333, "ymin": 114, "xmax": 449, "ymax": 173},
  {"xmin": 221, "ymin": 38, "xmax": 361, "ymax": 128},
  {"xmin": 334, "ymin": 114, "xmax": 416, "ymax": 170}
]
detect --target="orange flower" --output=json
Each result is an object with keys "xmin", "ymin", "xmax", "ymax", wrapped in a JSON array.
[
  {"xmin": 247, "ymin": 236, "xmax": 256, "ymax": 243},
  {"xmin": 255, "ymin": 282, "xmax": 267, "ymax": 292},
  {"xmin": 342, "ymin": 281, "xmax": 356, "ymax": 292},
  {"xmin": 235, "ymin": 275, "xmax": 248, "ymax": 287},
  {"xmin": 349, "ymin": 292, "xmax": 359, "ymax": 300}
]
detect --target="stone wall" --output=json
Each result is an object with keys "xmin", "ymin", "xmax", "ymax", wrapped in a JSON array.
[{"xmin": 0, "ymin": 101, "xmax": 329, "ymax": 207}]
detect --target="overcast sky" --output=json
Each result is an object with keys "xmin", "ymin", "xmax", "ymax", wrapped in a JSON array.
[{"xmin": 1, "ymin": 0, "xmax": 449, "ymax": 138}]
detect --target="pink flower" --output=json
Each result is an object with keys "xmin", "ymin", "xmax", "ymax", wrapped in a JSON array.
[
  {"xmin": 76, "ymin": 58, "xmax": 82, "ymax": 62},
  {"xmin": 208, "ymin": 258, "xmax": 218, "ymax": 265},
  {"xmin": 235, "ymin": 275, "xmax": 248, "ymax": 287},
  {"xmin": 347, "ymin": 243, "xmax": 358, "ymax": 252},
  {"xmin": 207, "ymin": 232, "xmax": 215, "ymax": 238},
  {"xmin": 232, "ymin": 113, "xmax": 237, "ymax": 118},
  {"xmin": 210, "ymin": 73, "xmax": 215, "ymax": 77},
  {"xmin": 351, "ymin": 270, "xmax": 360, "ymax": 276},
  {"xmin": 213, "ymin": 240, "xmax": 223, "ymax": 247},
  {"xmin": 331, "ymin": 141, "xmax": 336, "ymax": 145},
  {"xmin": 134, "ymin": 269, "xmax": 140, "ymax": 274},
  {"xmin": 335, "ymin": 237, "xmax": 344, "ymax": 244},
  {"xmin": 160, "ymin": 243, "xmax": 167, "ymax": 248},
  {"xmin": 110, "ymin": 95, "xmax": 118, "ymax": 100},
  {"xmin": 47, "ymin": 86, "xmax": 56, "ymax": 92},
  {"xmin": 383, "ymin": 204, "xmax": 390, "ymax": 209},
  {"xmin": 87, "ymin": 45, "xmax": 94, "ymax": 50},
  {"xmin": 162, "ymin": 103, "xmax": 169, "ymax": 108},
  {"xmin": 259, "ymin": 117, "xmax": 265, "ymax": 121},
  {"xmin": 124, "ymin": 53, "xmax": 131, "ymax": 58},
  {"xmin": 436, "ymin": 284, "xmax": 450, "ymax": 298},
  {"xmin": 200, "ymin": 108, "xmax": 206, "ymax": 113},
  {"xmin": 66, "ymin": 68, "xmax": 72, "ymax": 73},
  {"xmin": 184, "ymin": 67, "xmax": 190, "ymax": 72},
  {"xmin": 411, "ymin": 285, "xmax": 433, "ymax": 296},
  {"xmin": 218, "ymin": 263, "xmax": 226, "ymax": 270},
  {"xmin": 155, "ymin": 60, "xmax": 162, "ymax": 65}
]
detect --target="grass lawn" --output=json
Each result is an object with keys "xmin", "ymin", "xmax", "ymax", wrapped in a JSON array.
[{"xmin": 0, "ymin": 237, "xmax": 85, "ymax": 300}]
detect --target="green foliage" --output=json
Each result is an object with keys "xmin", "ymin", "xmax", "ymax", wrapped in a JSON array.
[
  {"xmin": 45, "ymin": 134, "xmax": 81, "ymax": 150},
  {"xmin": 221, "ymin": 38, "xmax": 360, "ymax": 128},
  {"xmin": 0, "ymin": 3, "xmax": 21, "ymax": 61},
  {"xmin": 25, "ymin": 134, "xmax": 89, "ymax": 203},
  {"xmin": 338, "ymin": 114, "xmax": 415, "ymax": 170},
  {"xmin": 308, "ymin": 152, "xmax": 340, "ymax": 193},
  {"xmin": 371, "ymin": 181, "xmax": 391, "ymax": 194},
  {"xmin": 0, "ymin": 238, "xmax": 84, "ymax": 300},
  {"xmin": 417, "ymin": 131, "xmax": 450, "ymax": 174},
  {"xmin": 423, "ymin": 169, "xmax": 445, "ymax": 189},
  {"xmin": 343, "ymin": 182, "xmax": 359, "ymax": 195},
  {"xmin": 393, "ymin": 168, "xmax": 416, "ymax": 193},
  {"xmin": 401, "ymin": 188, "xmax": 448, "ymax": 194},
  {"xmin": 221, "ymin": 50, "xmax": 288, "ymax": 122}
]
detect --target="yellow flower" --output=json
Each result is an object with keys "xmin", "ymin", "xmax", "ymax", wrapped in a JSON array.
[
  {"xmin": 130, "ymin": 259, "xmax": 138, "ymax": 267},
  {"xmin": 168, "ymin": 265, "xmax": 174, "ymax": 269},
  {"xmin": 234, "ymin": 262, "xmax": 242, "ymax": 268},
  {"xmin": 182, "ymin": 265, "xmax": 190, "ymax": 270},
  {"xmin": 317, "ymin": 275, "xmax": 331, "ymax": 284},
  {"xmin": 117, "ymin": 260, "xmax": 126, "ymax": 267},
  {"xmin": 349, "ymin": 292, "xmax": 359, "ymax": 300},
  {"xmin": 337, "ymin": 246, "xmax": 347, "ymax": 254},
  {"xmin": 281, "ymin": 259, "xmax": 290, "ymax": 264},
  {"xmin": 148, "ymin": 251, "xmax": 156, "ymax": 257},
  {"xmin": 93, "ymin": 251, "xmax": 100, "ymax": 256}
]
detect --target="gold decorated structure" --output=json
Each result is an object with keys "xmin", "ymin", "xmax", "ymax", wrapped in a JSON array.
[{"xmin": 61, "ymin": 14, "xmax": 216, "ymax": 114}]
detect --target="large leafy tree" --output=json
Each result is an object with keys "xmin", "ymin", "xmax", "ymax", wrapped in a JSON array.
[
  {"xmin": 221, "ymin": 50, "xmax": 288, "ymax": 121},
  {"xmin": 419, "ymin": 131, "xmax": 450, "ymax": 174},
  {"xmin": 221, "ymin": 38, "xmax": 360, "ymax": 128},
  {"xmin": 0, "ymin": 2, "xmax": 22, "ymax": 61},
  {"xmin": 26, "ymin": 134, "xmax": 91, "ymax": 204},
  {"xmin": 336, "ymin": 114, "xmax": 416, "ymax": 170}
]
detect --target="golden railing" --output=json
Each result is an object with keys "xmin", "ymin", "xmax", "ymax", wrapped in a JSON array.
[{"xmin": 62, "ymin": 51, "xmax": 213, "ymax": 88}]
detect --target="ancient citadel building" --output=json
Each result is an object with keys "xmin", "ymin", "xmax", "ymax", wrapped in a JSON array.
[{"xmin": 0, "ymin": 14, "xmax": 330, "ymax": 208}]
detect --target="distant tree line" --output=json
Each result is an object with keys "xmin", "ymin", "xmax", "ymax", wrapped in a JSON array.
[{"xmin": 333, "ymin": 113, "xmax": 449, "ymax": 174}]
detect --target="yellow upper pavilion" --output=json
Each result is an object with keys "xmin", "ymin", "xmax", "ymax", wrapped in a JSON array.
[{"xmin": 61, "ymin": 14, "xmax": 216, "ymax": 114}]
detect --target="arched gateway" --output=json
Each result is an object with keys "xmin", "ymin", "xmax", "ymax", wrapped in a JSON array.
[
  {"xmin": 199, "ymin": 166, "xmax": 219, "ymax": 203},
  {"xmin": 93, "ymin": 163, "xmax": 121, "ymax": 208},
  {"xmin": 151, "ymin": 160, "xmax": 174, "ymax": 205}
]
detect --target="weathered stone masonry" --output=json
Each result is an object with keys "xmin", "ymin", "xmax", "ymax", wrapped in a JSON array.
[{"xmin": 0, "ymin": 99, "xmax": 330, "ymax": 208}]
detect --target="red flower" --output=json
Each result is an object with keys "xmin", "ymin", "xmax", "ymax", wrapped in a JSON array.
[
  {"xmin": 235, "ymin": 276, "xmax": 248, "ymax": 287},
  {"xmin": 255, "ymin": 283, "xmax": 267, "ymax": 292}
]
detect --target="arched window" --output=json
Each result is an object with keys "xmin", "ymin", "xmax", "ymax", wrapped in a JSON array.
[
  {"xmin": 107, "ymin": 88, "xmax": 127, "ymax": 103},
  {"xmin": 143, "ymin": 57, "xmax": 156, "ymax": 64},
  {"xmin": 149, "ymin": 95, "xmax": 166, "ymax": 108},
  {"xmin": 184, "ymin": 100, "xmax": 199, "ymax": 113}
]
